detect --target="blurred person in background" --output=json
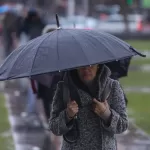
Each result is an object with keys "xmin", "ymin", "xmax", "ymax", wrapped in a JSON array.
[
  {"xmin": 2, "ymin": 10, "xmax": 20, "ymax": 57},
  {"xmin": 15, "ymin": 5, "xmax": 25, "ymax": 41},
  {"xmin": 21, "ymin": 9, "xmax": 46, "ymax": 128},
  {"xmin": 37, "ymin": 24, "xmax": 58, "ymax": 124},
  {"xmin": 37, "ymin": 24, "xmax": 64, "ymax": 150},
  {"xmin": 22, "ymin": 9, "xmax": 45, "ymax": 40}
]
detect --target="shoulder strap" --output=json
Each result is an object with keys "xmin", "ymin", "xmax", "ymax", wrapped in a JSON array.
[
  {"xmin": 62, "ymin": 81, "xmax": 82, "ymax": 107},
  {"xmin": 63, "ymin": 82, "xmax": 70, "ymax": 107}
]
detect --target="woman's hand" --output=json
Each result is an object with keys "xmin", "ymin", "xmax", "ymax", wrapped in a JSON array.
[
  {"xmin": 66, "ymin": 100, "xmax": 79, "ymax": 118},
  {"xmin": 92, "ymin": 98, "xmax": 109, "ymax": 116}
]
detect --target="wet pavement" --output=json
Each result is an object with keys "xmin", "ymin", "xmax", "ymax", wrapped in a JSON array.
[
  {"xmin": 117, "ymin": 123, "xmax": 150, "ymax": 150},
  {"xmin": 124, "ymin": 86, "xmax": 150, "ymax": 93},
  {"xmin": 4, "ymin": 80, "xmax": 52, "ymax": 150}
]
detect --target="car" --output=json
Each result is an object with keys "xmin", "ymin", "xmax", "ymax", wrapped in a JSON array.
[{"xmin": 98, "ymin": 14, "xmax": 143, "ymax": 33}]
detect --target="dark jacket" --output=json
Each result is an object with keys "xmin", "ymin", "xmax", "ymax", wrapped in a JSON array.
[
  {"xmin": 22, "ymin": 11, "xmax": 45, "ymax": 40},
  {"xmin": 37, "ymin": 74, "xmax": 64, "ymax": 119}
]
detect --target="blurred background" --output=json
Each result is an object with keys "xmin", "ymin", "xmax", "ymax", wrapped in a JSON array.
[{"xmin": 0, "ymin": 0, "xmax": 150, "ymax": 150}]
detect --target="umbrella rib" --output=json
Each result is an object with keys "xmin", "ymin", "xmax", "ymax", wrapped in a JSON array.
[
  {"xmin": 66, "ymin": 30, "xmax": 91, "ymax": 65},
  {"xmin": 0, "ymin": 47, "xmax": 17, "ymax": 68},
  {"xmin": 5, "ymin": 37, "xmax": 42, "ymax": 79},
  {"xmin": 56, "ymin": 29, "xmax": 60, "ymax": 70},
  {"xmin": 82, "ymin": 30, "xmax": 117, "ymax": 60},
  {"xmin": 97, "ymin": 31, "xmax": 132, "ymax": 53},
  {"xmin": 30, "ymin": 31, "xmax": 56, "ymax": 76}
]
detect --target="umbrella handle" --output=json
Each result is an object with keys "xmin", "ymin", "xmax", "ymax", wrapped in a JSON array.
[{"xmin": 66, "ymin": 72, "xmax": 72, "ymax": 100}]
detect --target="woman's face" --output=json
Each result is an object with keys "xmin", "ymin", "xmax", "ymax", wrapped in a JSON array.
[{"xmin": 77, "ymin": 65, "xmax": 98, "ymax": 84}]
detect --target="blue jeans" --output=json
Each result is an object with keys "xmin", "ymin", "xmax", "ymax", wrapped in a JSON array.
[{"xmin": 26, "ymin": 86, "xmax": 37, "ymax": 114}]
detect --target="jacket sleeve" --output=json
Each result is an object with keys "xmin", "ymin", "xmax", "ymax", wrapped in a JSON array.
[
  {"xmin": 102, "ymin": 80, "xmax": 128, "ymax": 134},
  {"xmin": 49, "ymin": 82, "xmax": 74, "ymax": 136}
]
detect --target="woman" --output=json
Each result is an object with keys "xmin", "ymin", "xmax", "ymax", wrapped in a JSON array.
[{"xmin": 49, "ymin": 64, "xmax": 128, "ymax": 150}]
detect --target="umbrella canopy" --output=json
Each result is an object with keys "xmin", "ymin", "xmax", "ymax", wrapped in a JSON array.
[
  {"xmin": 32, "ymin": 57, "xmax": 131, "ymax": 87},
  {"xmin": 0, "ymin": 28, "xmax": 145, "ymax": 81},
  {"xmin": 105, "ymin": 57, "xmax": 131, "ymax": 79}
]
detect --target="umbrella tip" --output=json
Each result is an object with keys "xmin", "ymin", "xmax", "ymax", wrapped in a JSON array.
[
  {"xmin": 130, "ymin": 46, "xmax": 146, "ymax": 57},
  {"xmin": 55, "ymin": 14, "xmax": 60, "ymax": 29}
]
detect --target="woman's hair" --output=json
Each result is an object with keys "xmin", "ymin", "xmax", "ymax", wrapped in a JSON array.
[{"xmin": 42, "ymin": 24, "xmax": 57, "ymax": 34}]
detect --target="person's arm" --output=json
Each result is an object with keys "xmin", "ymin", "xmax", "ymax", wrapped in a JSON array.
[
  {"xmin": 101, "ymin": 80, "xmax": 128, "ymax": 134},
  {"xmin": 49, "ymin": 82, "xmax": 74, "ymax": 136}
]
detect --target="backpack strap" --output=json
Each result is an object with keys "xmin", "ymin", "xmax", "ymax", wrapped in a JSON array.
[
  {"xmin": 62, "ymin": 82, "xmax": 70, "ymax": 107},
  {"xmin": 62, "ymin": 81, "xmax": 82, "ymax": 107}
]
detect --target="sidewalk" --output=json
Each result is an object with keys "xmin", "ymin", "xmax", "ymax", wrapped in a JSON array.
[
  {"xmin": 117, "ymin": 123, "xmax": 150, "ymax": 150},
  {"xmin": 4, "ymin": 80, "xmax": 52, "ymax": 150},
  {"xmin": 2, "ymin": 80, "xmax": 150, "ymax": 150}
]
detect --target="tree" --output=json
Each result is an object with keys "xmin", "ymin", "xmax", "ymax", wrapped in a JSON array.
[
  {"xmin": 119, "ymin": 0, "xmax": 130, "ymax": 32},
  {"xmin": 105, "ymin": 0, "xmax": 130, "ymax": 32},
  {"xmin": 127, "ymin": 0, "xmax": 133, "ymax": 5}
]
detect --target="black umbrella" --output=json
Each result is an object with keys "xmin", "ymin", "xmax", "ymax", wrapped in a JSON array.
[{"xmin": 0, "ymin": 15, "xmax": 145, "ymax": 81}]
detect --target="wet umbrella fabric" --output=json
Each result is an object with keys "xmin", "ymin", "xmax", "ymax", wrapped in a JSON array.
[
  {"xmin": 0, "ymin": 29, "xmax": 145, "ymax": 81},
  {"xmin": 32, "ymin": 57, "xmax": 131, "ymax": 87},
  {"xmin": 105, "ymin": 57, "xmax": 132, "ymax": 79}
]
